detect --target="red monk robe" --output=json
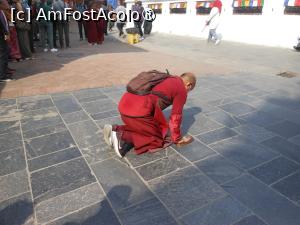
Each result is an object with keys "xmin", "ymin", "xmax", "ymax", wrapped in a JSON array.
[{"xmin": 115, "ymin": 76, "xmax": 187, "ymax": 154}]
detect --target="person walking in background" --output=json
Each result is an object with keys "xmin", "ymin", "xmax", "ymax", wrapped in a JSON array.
[
  {"xmin": 75, "ymin": 0, "xmax": 87, "ymax": 41},
  {"xmin": 39, "ymin": 0, "xmax": 58, "ymax": 52},
  {"xmin": 115, "ymin": 0, "xmax": 126, "ymax": 37},
  {"xmin": 132, "ymin": 0, "xmax": 144, "ymax": 41},
  {"xmin": 206, "ymin": 0, "xmax": 222, "ymax": 45},
  {"xmin": 53, "ymin": 0, "xmax": 70, "ymax": 48}
]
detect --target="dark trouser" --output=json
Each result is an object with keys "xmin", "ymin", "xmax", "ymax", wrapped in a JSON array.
[
  {"xmin": 77, "ymin": 20, "xmax": 87, "ymax": 39},
  {"xmin": 116, "ymin": 22, "xmax": 125, "ymax": 36},
  {"xmin": 143, "ymin": 21, "xmax": 152, "ymax": 35},
  {"xmin": 28, "ymin": 24, "xmax": 35, "ymax": 53},
  {"xmin": 0, "ymin": 34, "xmax": 9, "ymax": 79},
  {"xmin": 134, "ymin": 21, "xmax": 143, "ymax": 37},
  {"xmin": 39, "ymin": 21, "xmax": 54, "ymax": 49},
  {"xmin": 53, "ymin": 20, "xmax": 58, "ymax": 48},
  {"xmin": 16, "ymin": 28, "xmax": 32, "ymax": 59},
  {"xmin": 57, "ymin": 20, "xmax": 70, "ymax": 48}
]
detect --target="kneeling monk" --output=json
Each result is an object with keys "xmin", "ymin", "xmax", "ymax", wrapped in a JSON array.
[{"xmin": 103, "ymin": 71, "xmax": 196, "ymax": 158}]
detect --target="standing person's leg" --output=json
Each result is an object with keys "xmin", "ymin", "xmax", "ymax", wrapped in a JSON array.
[
  {"xmin": 77, "ymin": 20, "xmax": 83, "ymax": 40},
  {"xmin": 64, "ymin": 21, "xmax": 70, "ymax": 47},
  {"xmin": 208, "ymin": 29, "xmax": 213, "ymax": 43},
  {"xmin": 29, "ymin": 24, "xmax": 35, "ymax": 53},
  {"xmin": 46, "ymin": 22, "xmax": 55, "ymax": 50},
  {"xmin": 53, "ymin": 21, "xmax": 57, "ymax": 48},
  {"xmin": 39, "ymin": 22, "xmax": 46, "ymax": 50},
  {"xmin": 83, "ymin": 20, "xmax": 88, "ymax": 39},
  {"xmin": 116, "ymin": 22, "xmax": 122, "ymax": 36},
  {"xmin": 138, "ymin": 21, "xmax": 143, "ymax": 38},
  {"xmin": 0, "ymin": 35, "xmax": 9, "ymax": 80},
  {"xmin": 57, "ymin": 21, "xmax": 64, "ymax": 48}
]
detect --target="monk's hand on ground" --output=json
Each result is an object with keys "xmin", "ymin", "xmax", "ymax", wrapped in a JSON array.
[{"xmin": 176, "ymin": 135, "xmax": 194, "ymax": 147}]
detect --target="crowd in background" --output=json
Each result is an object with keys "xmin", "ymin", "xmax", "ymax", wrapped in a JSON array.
[{"xmin": 0, "ymin": 0, "xmax": 151, "ymax": 82}]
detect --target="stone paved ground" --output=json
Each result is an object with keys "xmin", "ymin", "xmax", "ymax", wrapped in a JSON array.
[
  {"xmin": 1, "ymin": 23, "xmax": 300, "ymax": 225},
  {"xmin": 1, "ymin": 72, "xmax": 300, "ymax": 225}
]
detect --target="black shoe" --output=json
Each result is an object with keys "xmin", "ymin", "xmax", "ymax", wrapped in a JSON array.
[
  {"xmin": 293, "ymin": 46, "xmax": 300, "ymax": 51},
  {"xmin": 111, "ymin": 131, "xmax": 133, "ymax": 158}
]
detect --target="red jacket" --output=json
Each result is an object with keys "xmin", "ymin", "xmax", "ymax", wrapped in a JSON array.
[{"xmin": 119, "ymin": 76, "xmax": 187, "ymax": 143}]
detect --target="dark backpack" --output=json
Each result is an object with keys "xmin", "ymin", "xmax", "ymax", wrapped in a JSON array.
[{"xmin": 126, "ymin": 70, "xmax": 173, "ymax": 105}]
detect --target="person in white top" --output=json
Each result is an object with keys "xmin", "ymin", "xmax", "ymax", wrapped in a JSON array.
[
  {"xmin": 115, "ymin": 0, "xmax": 126, "ymax": 37},
  {"xmin": 206, "ymin": 0, "xmax": 222, "ymax": 45}
]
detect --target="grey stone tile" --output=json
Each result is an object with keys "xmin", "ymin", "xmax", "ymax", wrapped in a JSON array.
[
  {"xmin": 0, "ymin": 148, "xmax": 26, "ymax": 176},
  {"xmin": 18, "ymin": 98, "xmax": 54, "ymax": 112},
  {"xmin": 233, "ymin": 215, "xmax": 267, "ymax": 225},
  {"xmin": 23, "ymin": 123, "xmax": 67, "ymax": 139},
  {"xmin": 52, "ymin": 96, "xmax": 82, "ymax": 114},
  {"xmin": 126, "ymin": 147, "xmax": 175, "ymax": 167},
  {"xmin": 72, "ymin": 88, "xmax": 108, "ymax": 103},
  {"xmin": 21, "ymin": 107, "xmax": 63, "ymax": 132},
  {"xmin": 206, "ymin": 110, "xmax": 243, "ymax": 128},
  {"xmin": 0, "ymin": 120, "xmax": 20, "ymax": 135},
  {"xmin": 196, "ymin": 127, "xmax": 238, "ymax": 145},
  {"xmin": 0, "ymin": 192, "xmax": 34, "ymax": 225},
  {"xmin": 210, "ymin": 136, "xmax": 279, "ymax": 170},
  {"xmin": 82, "ymin": 99, "xmax": 117, "ymax": 115},
  {"xmin": 232, "ymin": 95, "xmax": 258, "ymax": 104},
  {"xmin": 118, "ymin": 197, "xmax": 177, "ymax": 225},
  {"xmin": 96, "ymin": 116, "xmax": 123, "ymax": 129},
  {"xmin": 68, "ymin": 120, "xmax": 102, "ymax": 148},
  {"xmin": 272, "ymin": 171, "xmax": 300, "ymax": 203},
  {"xmin": 135, "ymin": 152, "xmax": 190, "ymax": 181},
  {"xmin": 190, "ymin": 90, "xmax": 223, "ymax": 103},
  {"xmin": 238, "ymin": 110, "xmax": 282, "ymax": 127},
  {"xmin": 233, "ymin": 124, "xmax": 276, "ymax": 143},
  {"xmin": 173, "ymin": 139, "xmax": 217, "ymax": 162},
  {"xmin": 181, "ymin": 196, "xmax": 250, "ymax": 225},
  {"xmin": 186, "ymin": 99, "xmax": 219, "ymax": 114},
  {"xmin": 91, "ymin": 110, "xmax": 120, "ymax": 120},
  {"xmin": 47, "ymin": 200, "xmax": 120, "ymax": 225},
  {"xmin": 28, "ymin": 147, "xmax": 82, "ymax": 172},
  {"xmin": 262, "ymin": 136, "xmax": 300, "ymax": 163},
  {"xmin": 0, "ymin": 170, "xmax": 29, "ymax": 203},
  {"xmin": 248, "ymin": 90, "xmax": 270, "ymax": 98},
  {"xmin": 0, "ymin": 105, "xmax": 18, "ymax": 118},
  {"xmin": 81, "ymin": 142, "xmax": 115, "ymax": 165},
  {"xmin": 219, "ymin": 102, "xmax": 256, "ymax": 116},
  {"xmin": 31, "ymin": 157, "xmax": 96, "ymax": 203},
  {"xmin": 149, "ymin": 166, "xmax": 226, "ymax": 217},
  {"xmin": 195, "ymin": 154, "xmax": 244, "ymax": 185},
  {"xmin": 289, "ymin": 134, "xmax": 300, "ymax": 146},
  {"xmin": 230, "ymin": 84, "xmax": 258, "ymax": 93},
  {"xmin": 266, "ymin": 121, "xmax": 300, "ymax": 138},
  {"xmin": 183, "ymin": 114, "xmax": 224, "ymax": 136},
  {"xmin": 25, "ymin": 131, "xmax": 76, "ymax": 159},
  {"xmin": 91, "ymin": 158, "xmax": 154, "ymax": 211},
  {"xmin": 35, "ymin": 183, "xmax": 104, "ymax": 224},
  {"xmin": 18, "ymin": 95, "xmax": 50, "ymax": 103},
  {"xmin": 0, "ymin": 131, "xmax": 22, "ymax": 152},
  {"xmin": 207, "ymin": 98, "xmax": 235, "ymax": 107},
  {"xmin": 0, "ymin": 99, "xmax": 16, "ymax": 107},
  {"xmin": 249, "ymin": 157, "xmax": 300, "ymax": 185},
  {"xmin": 223, "ymin": 175, "xmax": 300, "ymax": 225},
  {"xmin": 61, "ymin": 110, "xmax": 90, "ymax": 124}
]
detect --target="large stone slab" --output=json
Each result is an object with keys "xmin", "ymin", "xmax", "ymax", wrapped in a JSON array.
[
  {"xmin": 118, "ymin": 197, "xmax": 178, "ymax": 225},
  {"xmin": 173, "ymin": 139, "xmax": 217, "ymax": 162},
  {"xmin": 195, "ymin": 154, "xmax": 244, "ymax": 185},
  {"xmin": 0, "ymin": 120, "xmax": 20, "ymax": 135},
  {"xmin": 25, "ymin": 130, "xmax": 76, "ymax": 159},
  {"xmin": 266, "ymin": 121, "xmax": 300, "ymax": 138},
  {"xmin": 91, "ymin": 158, "xmax": 154, "ymax": 212},
  {"xmin": 262, "ymin": 136, "xmax": 300, "ymax": 163},
  {"xmin": 18, "ymin": 98, "xmax": 54, "ymax": 112},
  {"xmin": 68, "ymin": 120, "xmax": 102, "ymax": 148},
  {"xmin": 149, "ymin": 166, "xmax": 226, "ymax": 217},
  {"xmin": 249, "ymin": 157, "xmax": 300, "ymax": 185},
  {"xmin": 0, "ymin": 192, "xmax": 34, "ymax": 225},
  {"xmin": 223, "ymin": 174, "xmax": 300, "ymax": 225},
  {"xmin": 219, "ymin": 102, "xmax": 256, "ymax": 116},
  {"xmin": 52, "ymin": 95, "xmax": 82, "ymax": 114},
  {"xmin": 233, "ymin": 124, "xmax": 276, "ymax": 143},
  {"xmin": 28, "ymin": 147, "xmax": 82, "ymax": 172},
  {"xmin": 0, "ymin": 170, "xmax": 29, "ymax": 203},
  {"xmin": 206, "ymin": 110, "xmax": 243, "ymax": 128},
  {"xmin": 22, "ymin": 123, "xmax": 67, "ymax": 139},
  {"xmin": 0, "ymin": 147, "xmax": 26, "ymax": 176},
  {"xmin": 61, "ymin": 110, "xmax": 90, "ymax": 124},
  {"xmin": 31, "ymin": 157, "xmax": 96, "ymax": 203},
  {"xmin": 35, "ymin": 183, "xmax": 104, "ymax": 224},
  {"xmin": 81, "ymin": 99, "xmax": 117, "ymax": 115},
  {"xmin": 238, "ymin": 111, "xmax": 282, "ymax": 127},
  {"xmin": 135, "ymin": 152, "xmax": 190, "ymax": 181},
  {"xmin": 0, "ymin": 131, "xmax": 23, "ymax": 153},
  {"xmin": 47, "ymin": 200, "xmax": 121, "ymax": 225},
  {"xmin": 181, "ymin": 196, "xmax": 250, "ymax": 225},
  {"xmin": 0, "ymin": 99, "xmax": 16, "ymax": 107},
  {"xmin": 91, "ymin": 110, "xmax": 119, "ymax": 121},
  {"xmin": 81, "ymin": 142, "xmax": 115, "ymax": 165},
  {"xmin": 210, "ymin": 136, "xmax": 279, "ymax": 170},
  {"xmin": 272, "ymin": 171, "xmax": 300, "ymax": 203},
  {"xmin": 196, "ymin": 127, "xmax": 238, "ymax": 145},
  {"xmin": 72, "ymin": 88, "xmax": 108, "ymax": 103},
  {"xmin": 233, "ymin": 215, "xmax": 267, "ymax": 225}
]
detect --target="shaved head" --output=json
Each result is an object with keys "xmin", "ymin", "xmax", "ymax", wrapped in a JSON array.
[{"xmin": 181, "ymin": 72, "xmax": 196, "ymax": 91}]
